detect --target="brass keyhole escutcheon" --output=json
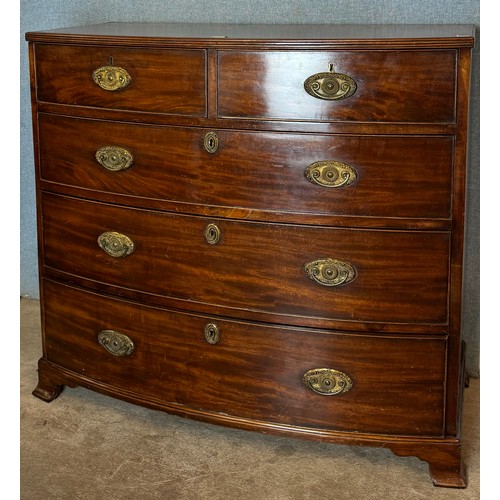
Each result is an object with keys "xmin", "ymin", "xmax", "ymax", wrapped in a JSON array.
[
  {"xmin": 203, "ymin": 131, "xmax": 219, "ymax": 153},
  {"xmin": 204, "ymin": 323, "xmax": 220, "ymax": 344},
  {"xmin": 204, "ymin": 223, "xmax": 220, "ymax": 245}
]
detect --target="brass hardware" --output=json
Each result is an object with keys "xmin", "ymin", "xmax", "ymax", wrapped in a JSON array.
[
  {"xmin": 304, "ymin": 64, "xmax": 357, "ymax": 101},
  {"xmin": 204, "ymin": 323, "xmax": 220, "ymax": 344},
  {"xmin": 97, "ymin": 231, "xmax": 135, "ymax": 258},
  {"xmin": 303, "ymin": 368, "xmax": 353, "ymax": 396},
  {"xmin": 203, "ymin": 132, "xmax": 219, "ymax": 153},
  {"xmin": 92, "ymin": 65, "xmax": 131, "ymax": 91},
  {"xmin": 204, "ymin": 223, "xmax": 220, "ymax": 245},
  {"xmin": 98, "ymin": 330, "xmax": 135, "ymax": 357},
  {"xmin": 305, "ymin": 161, "xmax": 357, "ymax": 188},
  {"xmin": 304, "ymin": 258, "xmax": 356, "ymax": 287},
  {"xmin": 95, "ymin": 146, "xmax": 134, "ymax": 171}
]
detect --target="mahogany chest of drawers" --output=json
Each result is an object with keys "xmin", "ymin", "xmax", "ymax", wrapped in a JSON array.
[{"xmin": 26, "ymin": 23, "xmax": 475, "ymax": 488}]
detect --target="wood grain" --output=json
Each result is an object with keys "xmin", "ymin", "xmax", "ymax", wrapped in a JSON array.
[
  {"xmin": 35, "ymin": 44, "xmax": 206, "ymax": 115},
  {"xmin": 39, "ymin": 113, "xmax": 454, "ymax": 220},
  {"xmin": 26, "ymin": 22, "xmax": 475, "ymax": 49},
  {"xmin": 42, "ymin": 279, "xmax": 446, "ymax": 436},
  {"xmin": 41, "ymin": 192, "xmax": 450, "ymax": 327},
  {"xmin": 218, "ymin": 50, "xmax": 456, "ymax": 123}
]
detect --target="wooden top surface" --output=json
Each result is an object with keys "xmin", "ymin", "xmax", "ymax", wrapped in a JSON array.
[{"xmin": 26, "ymin": 22, "xmax": 475, "ymax": 48}]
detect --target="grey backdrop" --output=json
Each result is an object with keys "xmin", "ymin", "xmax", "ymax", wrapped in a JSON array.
[{"xmin": 20, "ymin": 0, "xmax": 480, "ymax": 375}]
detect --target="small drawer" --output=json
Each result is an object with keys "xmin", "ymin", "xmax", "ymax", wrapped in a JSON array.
[
  {"xmin": 42, "ymin": 193, "xmax": 450, "ymax": 327},
  {"xmin": 42, "ymin": 279, "xmax": 446, "ymax": 436},
  {"xmin": 34, "ymin": 44, "xmax": 206, "ymax": 116},
  {"xmin": 218, "ymin": 50, "xmax": 456, "ymax": 123},
  {"xmin": 39, "ymin": 113, "xmax": 453, "ymax": 220}
]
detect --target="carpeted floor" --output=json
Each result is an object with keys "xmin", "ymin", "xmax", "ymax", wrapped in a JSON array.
[{"xmin": 20, "ymin": 298, "xmax": 479, "ymax": 499}]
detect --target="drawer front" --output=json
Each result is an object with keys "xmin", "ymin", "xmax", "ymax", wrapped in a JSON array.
[
  {"xmin": 42, "ymin": 279, "xmax": 446, "ymax": 436},
  {"xmin": 42, "ymin": 193, "xmax": 450, "ymax": 326},
  {"xmin": 39, "ymin": 114, "xmax": 453, "ymax": 219},
  {"xmin": 218, "ymin": 50, "xmax": 456, "ymax": 123},
  {"xmin": 34, "ymin": 44, "xmax": 206, "ymax": 115}
]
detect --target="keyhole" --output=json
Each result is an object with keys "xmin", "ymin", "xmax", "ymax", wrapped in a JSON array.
[
  {"xmin": 204, "ymin": 132, "xmax": 219, "ymax": 153},
  {"xmin": 109, "ymin": 56, "xmax": 114, "ymax": 65},
  {"xmin": 204, "ymin": 223, "xmax": 220, "ymax": 244},
  {"xmin": 204, "ymin": 323, "xmax": 220, "ymax": 344}
]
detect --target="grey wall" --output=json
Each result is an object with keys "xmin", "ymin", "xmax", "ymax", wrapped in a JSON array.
[{"xmin": 20, "ymin": 0, "xmax": 480, "ymax": 375}]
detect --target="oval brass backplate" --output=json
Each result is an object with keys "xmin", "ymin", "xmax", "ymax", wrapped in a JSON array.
[
  {"xmin": 204, "ymin": 323, "xmax": 220, "ymax": 344},
  {"xmin": 305, "ymin": 161, "xmax": 357, "ymax": 188},
  {"xmin": 203, "ymin": 132, "xmax": 219, "ymax": 153},
  {"xmin": 95, "ymin": 146, "xmax": 134, "ymax": 171},
  {"xmin": 204, "ymin": 223, "xmax": 221, "ymax": 245},
  {"xmin": 97, "ymin": 231, "xmax": 135, "ymax": 258},
  {"xmin": 303, "ymin": 368, "xmax": 353, "ymax": 396},
  {"xmin": 98, "ymin": 330, "xmax": 135, "ymax": 357},
  {"xmin": 304, "ymin": 64, "xmax": 357, "ymax": 101},
  {"xmin": 304, "ymin": 258, "xmax": 356, "ymax": 287},
  {"xmin": 92, "ymin": 65, "xmax": 131, "ymax": 91}
]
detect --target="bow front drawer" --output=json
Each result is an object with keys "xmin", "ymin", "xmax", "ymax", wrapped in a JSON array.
[
  {"xmin": 39, "ymin": 113, "xmax": 453, "ymax": 220},
  {"xmin": 218, "ymin": 50, "xmax": 456, "ymax": 123},
  {"xmin": 41, "ymin": 193, "xmax": 450, "ymax": 328},
  {"xmin": 42, "ymin": 279, "xmax": 446, "ymax": 436},
  {"xmin": 34, "ymin": 44, "xmax": 206, "ymax": 116}
]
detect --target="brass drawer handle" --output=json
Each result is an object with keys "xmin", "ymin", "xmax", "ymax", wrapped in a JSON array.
[
  {"xmin": 204, "ymin": 223, "xmax": 220, "ymax": 245},
  {"xmin": 98, "ymin": 330, "xmax": 134, "ymax": 357},
  {"xmin": 95, "ymin": 146, "xmax": 134, "ymax": 171},
  {"xmin": 305, "ymin": 160, "xmax": 357, "ymax": 188},
  {"xmin": 204, "ymin": 323, "xmax": 220, "ymax": 344},
  {"xmin": 303, "ymin": 368, "xmax": 353, "ymax": 396},
  {"xmin": 92, "ymin": 65, "xmax": 131, "ymax": 91},
  {"xmin": 204, "ymin": 131, "xmax": 219, "ymax": 153},
  {"xmin": 97, "ymin": 231, "xmax": 135, "ymax": 258},
  {"xmin": 304, "ymin": 258, "xmax": 356, "ymax": 287},
  {"xmin": 304, "ymin": 63, "xmax": 357, "ymax": 101}
]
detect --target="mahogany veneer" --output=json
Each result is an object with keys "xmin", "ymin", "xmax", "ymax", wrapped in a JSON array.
[{"xmin": 26, "ymin": 23, "xmax": 474, "ymax": 488}]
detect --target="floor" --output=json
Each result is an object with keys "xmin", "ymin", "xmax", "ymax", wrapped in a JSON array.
[{"xmin": 20, "ymin": 298, "xmax": 480, "ymax": 499}]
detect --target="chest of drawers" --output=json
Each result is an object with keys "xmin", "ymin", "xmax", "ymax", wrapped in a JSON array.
[{"xmin": 26, "ymin": 23, "xmax": 474, "ymax": 488}]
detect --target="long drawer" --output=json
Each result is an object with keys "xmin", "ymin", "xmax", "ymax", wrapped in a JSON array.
[
  {"xmin": 41, "ymin": 193, "xmax": 450, "ymax": 326},
  {"xmin": 217, "ymin": 50, "xmax": 456, "ymax": 123},
  {"xmin": 39, "ymin": 113, "xmax": 454, "ymax": 220},
  {"xmin": 34, "ymin": 44, "xmax": 206, "ymax": 116},
  {"xmin": 42, "ymin": 279, "xmax": 446, "ymax": 436}
]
